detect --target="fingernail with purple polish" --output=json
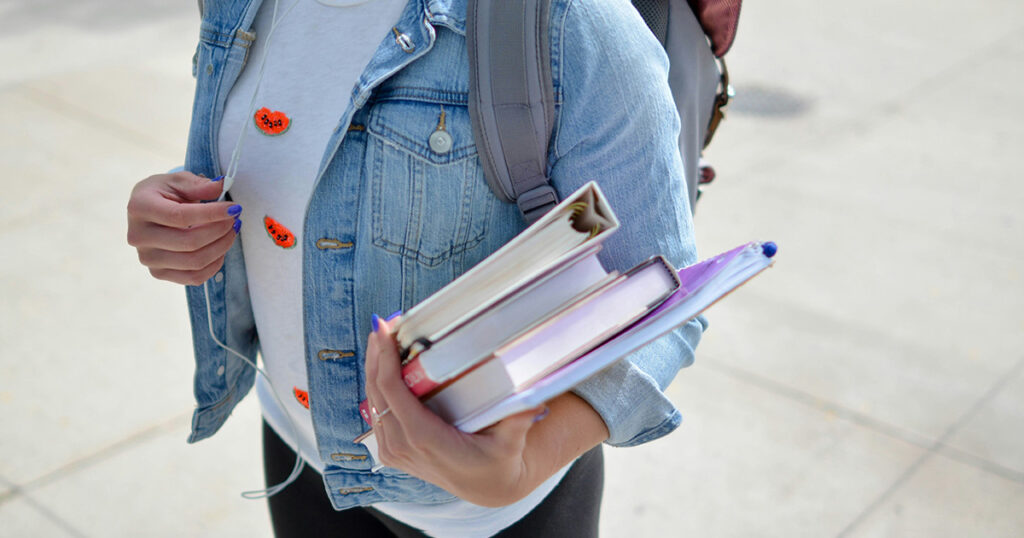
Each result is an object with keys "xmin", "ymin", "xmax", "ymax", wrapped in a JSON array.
[
  {"xmin": 212, "ymin": 175, "xmax": 224, "ymax": 182},
  {"xmin": 533, "ymin": 407, "xmax": 550, "ymax": 423},
  {"xmin": 371, "ymin": 313, "xmax": 380, "ymax": 333},
  {"xmin": 227, "ymin": 204, "xmax": 242, "ymax": 217},
  {"xmin": 233, "ymin": 218, "xmax": 242, "ymax": 234},
  {"xmin": 385, "ymin": 310, "xmax": 402, "ymax": 321}
]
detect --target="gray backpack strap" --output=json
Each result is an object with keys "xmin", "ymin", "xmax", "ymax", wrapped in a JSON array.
[{"xmin": 467, "ymin": 0, "xmax": 558, "ymax": 224}]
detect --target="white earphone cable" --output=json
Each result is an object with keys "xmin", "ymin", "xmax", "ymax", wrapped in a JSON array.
[
  {"xmin": 207, "ymin": 0, "xmax": 307, "ymax": 499},
  {"xmin": 220, "ymin": 0, "xmax": 301, "ymax": 200},
  {"xmin": 203, "ymin": 281, "xmax": 306, "ymax": 498}
]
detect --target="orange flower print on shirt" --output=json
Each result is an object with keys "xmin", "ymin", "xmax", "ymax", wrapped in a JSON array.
[
  {"xmin": 254, "ymin": 107, "xmax": 291, "ymax": 135},
  {"xmin": 264, "ymin": 216, "xmax": 296, "ymax": 249}
]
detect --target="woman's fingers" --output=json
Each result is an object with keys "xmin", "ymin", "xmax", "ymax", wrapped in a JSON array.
[
  {"xmin": 365, "ymin": 321, "xmax": 407, "ymax": 467},
  {"xmin": 148, "ymin": 254, "xmax": 227, "ymax": 286},
  {"xmin": 137, "ymin": 225, "xmax": 238, "ymax": 272},
  {"xmin": 373, "ymin": 318, "xmax": 445, "ymax": 439},
  {"xmin": 364, "ymin": 320, "xmax": 384, "ymax": 418},
  {"xmin": 128, "ymin": 218, "xmax": 235, "ymax": 252},
  {"xmin": 163, "ymin": 171, "xmax": 228, "ymax": 203},
  {"xmin": 363, "ymin": 320, "xmax": 394, "ymax": 434},
  {"xmin": 127, "ymin": 174, "xmax": 238, "ymax": 229},
  {"xmin": 364, "ymin": 317, "xmax": 456, "ymax": 470}
]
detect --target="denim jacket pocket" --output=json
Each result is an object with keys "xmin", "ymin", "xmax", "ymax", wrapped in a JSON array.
[{"xmin": 365, "ymin": 98, "xmax": 494, "ymax": 268}]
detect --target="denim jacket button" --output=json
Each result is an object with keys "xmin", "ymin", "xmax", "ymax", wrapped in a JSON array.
[
  {"xmin": 395, "ymin": 32, "xmax": 415, "ymax": 53},
  {"xmin": 214, "ymin": 271, "xmax": 224, "ymax": 283},
  {"xmin": 428, "ymin": 130, "xmax": 453, "ymax": 154}
]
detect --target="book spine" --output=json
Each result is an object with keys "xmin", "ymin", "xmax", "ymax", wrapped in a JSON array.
[
  {"xmin": 359, "ymin": 400, "xmax": 372, "ymax": 425},
  {"xmin": 402, "ymin": 357, "xmax": 438, "ymax": 396}
]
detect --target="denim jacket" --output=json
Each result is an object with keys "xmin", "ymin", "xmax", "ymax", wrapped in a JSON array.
[{"xmin": 183, "ymin": 0, "xmax": 707, "ymax": 510}]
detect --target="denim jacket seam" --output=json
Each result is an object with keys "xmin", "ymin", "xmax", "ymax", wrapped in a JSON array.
[
  {"xmin": 369, "ymin": 235, "xmax": 486, "ymax": 267},
  {"xmin": 372, "ymin": 87, "xmax": 470, "ymax": 105},
  {"xmin": 550, "ymin": 0, "xmax": 573, "ymax": 160}
]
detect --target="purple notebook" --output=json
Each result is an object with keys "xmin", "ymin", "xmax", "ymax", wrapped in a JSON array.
[
  {"xmin": 642, "ymin": 242, "xmax": 754, "ymax": 321},
  {"xmin": 455, "ymin": 241, "xmax": 776, "ymax": 432}
]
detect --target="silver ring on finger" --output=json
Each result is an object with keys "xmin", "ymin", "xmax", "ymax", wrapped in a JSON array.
[{"xmin": 372, "ymin": 406, "xmax": 391, "ymax": 427}]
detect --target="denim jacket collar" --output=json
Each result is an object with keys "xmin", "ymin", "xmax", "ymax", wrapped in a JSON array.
[
  {"xmin": 194, "ymin": 0, "xmax": 464, "ymax": 48},
  {"xmin": 424, "ymin": 0, "xmax": 467, "ymax": 35}
]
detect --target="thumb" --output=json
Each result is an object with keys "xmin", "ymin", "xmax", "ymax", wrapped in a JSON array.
[
  {"xmin": 482, "ymin": 405, "xmax": 546, "ymax": 447},
  {"xmin": 168, "ymin": 171, "xmax": 227, "ymax": 203}
]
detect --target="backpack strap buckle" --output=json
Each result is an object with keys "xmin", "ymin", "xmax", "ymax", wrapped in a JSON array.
[{"xmin": 517, "ymin": 184, "xmax": 558, "ymax": 224}]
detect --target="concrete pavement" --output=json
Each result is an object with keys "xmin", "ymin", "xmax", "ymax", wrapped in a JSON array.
[{"xmin": 2, "ymin": 0, "xmax": 1022, "ymax": 536}]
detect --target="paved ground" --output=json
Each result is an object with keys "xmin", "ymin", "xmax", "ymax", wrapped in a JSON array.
[{"xmin": 2, "ymin": 1, "xmax": 1022, "ymax": 536}]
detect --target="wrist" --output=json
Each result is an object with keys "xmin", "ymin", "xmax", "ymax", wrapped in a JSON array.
[{"xmin": 516, "ymin": 393, "xmax": 607, "ymax": 491}]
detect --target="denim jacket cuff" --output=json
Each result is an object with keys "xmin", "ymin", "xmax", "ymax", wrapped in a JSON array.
[{"xmin": 571, "ymin": 356, "xmax": 682, "ymax": 447}]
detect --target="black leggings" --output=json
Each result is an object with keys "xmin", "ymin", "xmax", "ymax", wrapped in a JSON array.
[{"xmin": 262, "ymin": 421, "xmax": 604, "ymax": 537}]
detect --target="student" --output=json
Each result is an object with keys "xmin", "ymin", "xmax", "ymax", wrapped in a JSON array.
[{"xmin": 125, "ymin": 0, "xmax": 717, "ymax": 536}]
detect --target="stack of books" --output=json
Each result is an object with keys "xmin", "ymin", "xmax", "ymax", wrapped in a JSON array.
[{"xmin": 355, "ymin": 182, "xmax": 775, "ymax": 461}]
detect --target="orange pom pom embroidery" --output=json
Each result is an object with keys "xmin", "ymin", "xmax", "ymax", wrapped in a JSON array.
[
  {"xmin": 264, "ymin": 216, "xmax": 296, "ymax": 249},
  {"xmin": 254, "ymin": 107, "xmax": 291, "ymax": 135},
  {"xmin": 294, "ymin": 387, "xmax": 310, "ymax": 409}
]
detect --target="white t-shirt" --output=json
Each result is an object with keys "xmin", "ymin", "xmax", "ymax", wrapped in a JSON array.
[
  {"xmin": 217, "ymin": 1, "xmax": 570, "ymax": 535},
  {"xmin": 219, "ymin": 0, "xmax": 403, "ymax": 479}
]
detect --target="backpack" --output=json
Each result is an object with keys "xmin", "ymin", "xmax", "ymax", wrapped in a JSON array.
[{"xmin": 467, "ymin": 0, "xmax": 742, "ymax": 223}]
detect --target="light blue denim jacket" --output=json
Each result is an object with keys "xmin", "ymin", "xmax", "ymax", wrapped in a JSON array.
[{"xmin": 183, "ymin": 0, "xmax": 707, "ymax": 510}]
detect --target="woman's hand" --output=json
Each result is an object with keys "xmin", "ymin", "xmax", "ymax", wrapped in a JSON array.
[
  {"xmin": 364, "ymin": 316, "xmax": 550, "ymax": 507},
  {"xmin": 126, "ymin": 172, "xmax": 242, "ymax": 286}
]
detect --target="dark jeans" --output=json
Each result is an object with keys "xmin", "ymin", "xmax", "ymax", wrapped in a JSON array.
[{"xmin": 263, "ymin": 421, "xmax": 604, "ymax": 537}]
